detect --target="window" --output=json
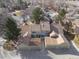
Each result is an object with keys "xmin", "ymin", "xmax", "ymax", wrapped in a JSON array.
[{"xmin": 31, "ymin": 32, "xmax": 40, "ymax": 38}]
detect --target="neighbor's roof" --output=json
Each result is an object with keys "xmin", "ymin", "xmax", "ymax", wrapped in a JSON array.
[
  {"xmin": 66, "ymin": 1, "xmax": 79, "ymax": 6},
  {"xmin": 72, "ymin": 19, "xmax": 79, "ymax": 27},
  {"xmin": 10, "ymin": 10, "xmax": 28, "ymax": 25}
]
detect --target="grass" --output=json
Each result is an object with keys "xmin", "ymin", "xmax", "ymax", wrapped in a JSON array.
[
  {"xmin": 74, "ymin": 35, "xmax": 79, "ymax": 48},
  {"xmin": 63, "ymin": 30, "xmax": 79, "ymax": 48}
]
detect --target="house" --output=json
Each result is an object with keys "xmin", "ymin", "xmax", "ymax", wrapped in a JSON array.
[
  {"xmin": 18, "ymin": 21, "xmax": 50, "ymax": 49},
  {"xmin": 31, "ymin": 21, "xmax": 50, "ymax": 38},
  {"xmin": 18, "ymin": 15, "xmax": 71, "ymax": 49},
  {"xmin": 9, "ymin": 10, "xmax": 30, "ymax": 26}
]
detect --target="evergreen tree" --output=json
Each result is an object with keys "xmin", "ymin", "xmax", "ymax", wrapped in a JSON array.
[
  {"xmin": 17, "ymin": 0, "xmax": 28, "ymax": 9},
  {"xmin": 4, "ymin": 17, "xmax": 21, "ymax": 41},
  {"xmin": 64, "ymin": 20, "xmax": 73, "ymax": 33},
  {"xmin": 56, "ymin": 9, "xmax": 66, "ymax": 25},
  {"xmin": 59, "ymin": 9, "xmax": 66, "ymax": 17},
  {"xmin": 32, "ymin": 7, "xmax": 43, "ymax": 24}
]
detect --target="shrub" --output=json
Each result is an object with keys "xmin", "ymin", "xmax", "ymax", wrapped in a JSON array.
[{"xmin": 3, "ymin": 41, "xmax": 15, "ymax": 51}]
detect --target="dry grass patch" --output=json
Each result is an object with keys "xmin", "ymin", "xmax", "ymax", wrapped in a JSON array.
[{"xmin": 74, "ymin": 35, "xmax": 79, "ymax": 48}]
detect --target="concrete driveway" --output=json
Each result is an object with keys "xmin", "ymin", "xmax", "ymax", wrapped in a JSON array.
[{"xmin": 15, "ymin": 46, "xmax": 79, "ymax": 59}]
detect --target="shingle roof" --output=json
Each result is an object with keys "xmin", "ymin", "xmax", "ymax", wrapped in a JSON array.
[
  {"xmin": 40, "ymin": 21, "xmax": 50, "ymax": 32},
  {"xmin": 31, "ymin": 21, "xmax": 50, "ymax": 32},
  {"xmin": 31, "ymin": 24, "xmax": 41, "ymax": 32}
]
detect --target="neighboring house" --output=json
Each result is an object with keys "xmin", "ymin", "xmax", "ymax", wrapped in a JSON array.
[
  {"xmin": 19, "ymin": 21, "xmax": 70, "ymax": 49},
  {"xmin": 9, "ymin": 10, "xmax": 30, "ymax": 26},
  {"xmin": 46, "ymin": 10, "xmax": 58, "ymax": 20},
  {"xmin": 18, "ymin": 21, "xmax": 50, "ymax": 49},
  {"xmin": 43, "ymin": 9, "xmax": 58, "ymax": 21}
]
